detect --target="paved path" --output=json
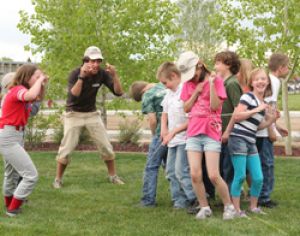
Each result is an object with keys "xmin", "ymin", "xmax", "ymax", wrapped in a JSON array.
[{"xmin": 42, "ymin": 110, "xmax": 300, "ymax": 144}]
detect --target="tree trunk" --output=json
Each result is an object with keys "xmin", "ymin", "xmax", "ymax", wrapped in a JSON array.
[{"xmin": 281, "ymin": 80, "xmax": 292, "ymax": 155}]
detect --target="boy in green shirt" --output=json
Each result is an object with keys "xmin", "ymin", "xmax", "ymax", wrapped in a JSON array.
[
  {"xmin": 214, "ymin": 51, "xmax": 242, "ymax": 188},
  {"xmin": 130, "ymin": 81, "xmax": 168, "ymax": 207}
]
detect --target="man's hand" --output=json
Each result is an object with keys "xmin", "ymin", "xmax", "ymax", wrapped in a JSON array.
[
  {"xmin": 105, "ymin": 63, "xmax": 117, "ymax": 77},
  {"xmin": 79, "ymin": 62, "xmax": 92, "ymax": 78}
]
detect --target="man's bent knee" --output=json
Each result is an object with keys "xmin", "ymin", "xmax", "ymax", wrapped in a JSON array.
[{"xmin": 56, "ymin": 156, "xmax": 70, "ymax": 165}]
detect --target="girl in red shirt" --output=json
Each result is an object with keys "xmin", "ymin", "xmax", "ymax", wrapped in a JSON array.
[{"xmin": 0, "ymin": 64, "xmax": 48, "ymax": 217}]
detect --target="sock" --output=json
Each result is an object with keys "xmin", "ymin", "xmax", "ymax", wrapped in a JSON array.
[
  {"xmin": 4, "ymin": 196, "xmax": 13, "ymax": 208},
  {"xmin": 224, "ymin": 203, "xmax": 234, "ymax": 211},
  {"xmin": 8, "ymin": 197, "xmax": 23, "ymax": 211},
  {"xmin": 201, "ymin": 206, "xmax": 211, "ymax": 210}
]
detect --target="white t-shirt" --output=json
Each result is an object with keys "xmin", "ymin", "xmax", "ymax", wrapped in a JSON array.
[
  {"xmin": 257, "ymin": 73, "xmax": 281, "ymax": 137},
  {"xmin": 161, "ymin": 83, "xmax": 187, "ymax": 147}
]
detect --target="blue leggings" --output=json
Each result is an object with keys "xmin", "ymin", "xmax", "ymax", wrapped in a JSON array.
[{"xmin": 231, "ymin": 154, "xmax": 263, "ymax": 197}]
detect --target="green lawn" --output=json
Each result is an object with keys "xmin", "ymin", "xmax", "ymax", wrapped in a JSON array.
[
  {"xmin": 105, "ymin": 93, "xmax": 300, "ymax": 111},
  {"xmin": 278, "ymin": 93, "xmax": 300, "ymax": 111},
  {"xmin": 0, "ymin": 152, "xmax": 299, "ymax": 236}
]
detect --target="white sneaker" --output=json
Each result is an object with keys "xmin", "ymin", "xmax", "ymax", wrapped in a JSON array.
[
  {"xmin": 223, "ymin": 204, "xmax": 236, "ymax": 220},
  {"xmin": 109, "ymin": 175, "xmax": 125, "ymax": 185},
  {"xmin": 250, "ymin": 207, "xmax": 267, "ymax": 215},
  {"xmin": 235, "ymin": 210, "xmax": 250, "ymax": 219},
  {"xmin": 52, "ymin": 179, "xmax": 63, "ymax": 189},
  {"xmin": 195, "ymin": 207, "xmax": 212, "ymax": 220}
]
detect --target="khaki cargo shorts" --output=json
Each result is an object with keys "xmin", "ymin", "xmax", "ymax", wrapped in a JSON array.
[{"xmin": 56, "ymin": 111, "xmax": 115, "ymax": 165}]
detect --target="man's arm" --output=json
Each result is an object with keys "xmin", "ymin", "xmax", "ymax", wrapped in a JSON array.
[
  {"xmin": 70, "ymin": 64, "xmax": 90, "ymax": 97},
  {"xmin": 106, "ymin": 64, "xmax": 123, "ymax": 96}
]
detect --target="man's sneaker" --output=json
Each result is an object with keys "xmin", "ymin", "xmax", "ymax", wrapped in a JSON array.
[
  {"xmin": 109, "ymin": 175, "xmax": 125, "ymax": 185},
  {"xmin": 195, "ymin": 207, "xmax": 212, "ymax": 220},
  {"xmin": 258, "ymin": 200, "xmax": 277, "ymax": 208},
  {"xmin": 223, "ymin": 204, "xmax": 236, "ymax": 220},
  {"xmin": 250, "ymin": 207, "xmax": 267, "ymax": 215},
  {"xmin": 53, "ymin": 179, "xmax": 63, "ymax": 189},
  {"xmin": 6, "ymin": 208, "xmax": 22, "ymax": 217}
]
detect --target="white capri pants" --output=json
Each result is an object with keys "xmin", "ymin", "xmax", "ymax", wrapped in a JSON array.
[{"xmin": 0, "ymin": 125, "xmax": 38, "ymax": 199}]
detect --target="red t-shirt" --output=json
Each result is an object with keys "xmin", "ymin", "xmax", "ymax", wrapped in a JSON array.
[{"xmin": 0, "ymin": 85, "xmax": 31, "ymax": 127}]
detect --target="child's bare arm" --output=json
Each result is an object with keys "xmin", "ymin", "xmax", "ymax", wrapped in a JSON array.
[
  {"xmin": 147, "ymin": 113, "xmax": 157, "ymax": 136},
  {"xmin": 161, "ymin": 112, "xmax": 168, "ymax": 139},
  {"xmin": 209, "ymin": 74, "xmax": 221, "ymax": 111},
  {"xmin": 162, "ymin": 121, "xmax": 188, "ymax": 145},
  {"xmin": 268, "ymin": 125, "xmax": 277, "ymax": 142},
  {"xmin": 183, "ymin": 83, "xmax": 204, "ymax": 113}
]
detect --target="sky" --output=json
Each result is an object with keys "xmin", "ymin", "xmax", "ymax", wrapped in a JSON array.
[{"xmin": 0, "ymin": 0, "xmax": 40, "ymax": 62}]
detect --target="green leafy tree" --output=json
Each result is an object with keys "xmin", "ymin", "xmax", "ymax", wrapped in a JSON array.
[
  {"xmin": 176, "ymin": 0, "xmax": 222, "ymax": 66},
  {"xmin": 212, "ymin": 0, "xmax": 300, "ymax": 154},
  {"xmin": 0, "ymin": 57, "xmax": 13, "ymax": 62},
  {"xmin": 18, "ymin": 0, "xmax": 180, "ymax": 100}
]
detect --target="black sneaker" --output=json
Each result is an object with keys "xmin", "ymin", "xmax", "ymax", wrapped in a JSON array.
[
  {"xmin": 6, "ymin": 208, "xmax": 22, "ymax": 217},
  {"xmin": 258, "ymin": 200, "xmax": 278, "ymax": 208}
]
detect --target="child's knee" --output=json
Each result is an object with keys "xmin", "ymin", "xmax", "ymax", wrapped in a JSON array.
[
  {"xmin": 208, "ymin": 173, "xmax": 221, "ymax": 185},
  {"xmin": 190, "ymin": 171, "xmax": 203, "ymax": 183},
  {"xmin": 251, "ymin": 175, "xmax": 263, "ymax": 187}
]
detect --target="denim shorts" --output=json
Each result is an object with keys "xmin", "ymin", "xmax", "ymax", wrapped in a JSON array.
[
  {"xmin": 186, "ymin": 134, "xmax": 221, "ymax": 153},
  {"xmin": 228, "ymin": 135, "xmax": 258, "ymax": 156}
]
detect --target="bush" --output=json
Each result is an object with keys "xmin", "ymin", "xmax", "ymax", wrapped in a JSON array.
[
  {"xmin": 118, "ymin": 112, "xmax": 143, "ymax": 145},
  {"xmin": 25, "ymin": 113, "xmax": 50, "ymax": 148}
]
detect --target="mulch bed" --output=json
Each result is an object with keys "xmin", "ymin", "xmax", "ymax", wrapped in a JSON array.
[
  {"xmin": 25, "ymin": 142, "xmax": 300, "ymax": 156},
  {"xmin": 26, "ymin": 142, "xmax": 149, "ymax": 153},
  {"xmin": 26, "ymin": 142, "xmax": 300, "ymax": 156}
]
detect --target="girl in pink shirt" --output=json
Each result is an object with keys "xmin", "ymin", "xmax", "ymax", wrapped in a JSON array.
[
  {"xmin": 0, "ymin": 64, "xmax": 48, "ymax": 217},
  {"xmin": 177, "ymin": 51, "xmax": 235, "ymax": 220}
]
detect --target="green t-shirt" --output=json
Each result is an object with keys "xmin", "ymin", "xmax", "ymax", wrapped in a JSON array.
[
  {"xmin": 222, "ymin": 75, "xmax": 243, "ymax": 133},
  {"xmin": 142, "ymin": 83, "xmax": 166, "ymax": 136}
]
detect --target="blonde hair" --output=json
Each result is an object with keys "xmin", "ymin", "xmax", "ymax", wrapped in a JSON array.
[
  {"xmin": 248, "ymin": 68, "xmax": 272, "ymax": 97},
  {"xmin": 156, "ymin": 61, "xmax": 180, "ymax": 80},
  {"xmin": 238, "ymin": 59, "xmax": 253, "ymax": 90}
]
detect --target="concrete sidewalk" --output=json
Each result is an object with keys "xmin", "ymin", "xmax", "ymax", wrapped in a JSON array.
[{"xmin": 42, "ymin": 109, "xmax": 300, "ymax": 144}]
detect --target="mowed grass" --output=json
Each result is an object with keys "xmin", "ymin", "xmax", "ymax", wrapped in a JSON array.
[
  {"xmin": 278, "ymin": 93, "xmax": 300, "ymax": 111},
  {"xmin": 0, "ymin": 152, "xmax": 299, "ymax": 236}
]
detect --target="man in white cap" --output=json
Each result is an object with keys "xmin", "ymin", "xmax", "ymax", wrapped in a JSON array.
[{"xmin": 53, "ymin": 46, "xmax": 125, "ymax": 188}]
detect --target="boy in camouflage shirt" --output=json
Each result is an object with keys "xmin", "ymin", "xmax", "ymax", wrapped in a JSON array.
[{"xmin": 130, "ymin": 81, "xmax": 168, "ymax": 207}]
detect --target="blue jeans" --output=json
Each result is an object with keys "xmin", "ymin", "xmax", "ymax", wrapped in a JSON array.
[
  {"xmin": 141, "ymin": 136, "xmax": 168, "ymax": 206},
  {"xmin": 220, "ymin": 143, "xmax": 234, "ymax": 189},
  {"xmin": 256, "ymin": 137, "xmax": 274, "ymax": 202},
  {"xmin": 166, "ymin": 144, "xmax": 196, "ymax": 207}
]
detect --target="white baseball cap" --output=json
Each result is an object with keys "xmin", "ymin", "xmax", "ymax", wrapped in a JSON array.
[
  {"xmin": 84, "ymin": 46, "xmax": 104, "ymax": 60},
  {"xmin": 176, "ymin": 51, "xmax": 199, "ymax": 82}
]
